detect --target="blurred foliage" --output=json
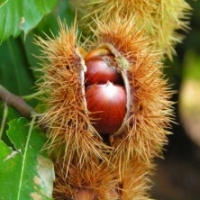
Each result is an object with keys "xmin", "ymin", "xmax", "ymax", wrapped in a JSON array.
[
  {"xmin": 183, "ymin": 50, "xmax": 200, "ymax": 81},
  {"xmin": 159, "ymin": 0, "xmax": 200, "ymax": 155},
  {"xmin": 152, "ymin": 1, "xmax": 200, "ymax": 199},
  {"xmin": 164, "ymin": 0, "xmax": 200, "ymax": 86}
]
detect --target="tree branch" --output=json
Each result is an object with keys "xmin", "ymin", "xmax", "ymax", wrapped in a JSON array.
[{"xmin": 0, "ymin": 84, "xmax": 35, "ymax": 118}]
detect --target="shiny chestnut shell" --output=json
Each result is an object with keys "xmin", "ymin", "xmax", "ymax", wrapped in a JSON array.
[
  {"xmin": 85, "ymin": 82, "xmax": 126, "ymax": 134},
  {"xmin": 85, "ymin": 55, "xmax": 122, "ymax": 85}
]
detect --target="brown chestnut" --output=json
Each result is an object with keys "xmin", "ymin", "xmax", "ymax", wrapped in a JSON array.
[
  {"xmin": 86, "ymin": 82, "xmax": 126, "ymax": 134},
  {"xmin": 85, "ymin": 55, "xmax": 122, "ymax": 85}
]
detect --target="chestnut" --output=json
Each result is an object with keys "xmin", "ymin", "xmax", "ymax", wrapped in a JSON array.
[
  {"xmin": 85, "ymin": 55, "xmax": 122, "ymax": 85},
  {"xmin": 85, "ymin": 82, "xmax": 126, "ymax": 134}
]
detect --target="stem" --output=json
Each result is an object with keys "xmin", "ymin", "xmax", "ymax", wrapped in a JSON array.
[
  {"xmin": 22, "ymin": 90, "xmax": 44, "ymax": 101},
  {"xmin": 0, "ymin": 103, "xmax": 8, "ymax": 139},
  {"xmin": 17, "ymin": 115, "xmax": 36, "ymax": 200},
  {"xmin": 0, "ymin": 85, "xmax": 35, "ymax": 118}
]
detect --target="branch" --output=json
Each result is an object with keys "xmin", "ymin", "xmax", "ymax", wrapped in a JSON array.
[{"xmin": 0, "ymin": 85, "xmax": 35, "ymax": 118}]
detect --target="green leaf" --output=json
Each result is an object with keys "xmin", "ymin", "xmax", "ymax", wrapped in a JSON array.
[
  {"xmin": 0, "ymin": 117, "xmax": 54, "ymax": 200},
  {"xmin": 0, "ymin": 37, "xmax": 35, "ymax": 96},
  {"xmin": 0, "ymin": 0, "xmax": 57, "ymax": 42},
  {"xmin": 36, "ymin": 0, "xmax": 74, "ymax": 35}
]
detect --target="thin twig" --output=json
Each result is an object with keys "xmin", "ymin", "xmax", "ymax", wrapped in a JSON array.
[
  {"xmin": 0, "ymin": 103, "xmax": 8, "ymax": 139},
  {"xmin": 0, "ymin": 84, "xmax": 35, "ymax": 118}
]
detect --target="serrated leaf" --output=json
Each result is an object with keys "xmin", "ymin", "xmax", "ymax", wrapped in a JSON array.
[
  {"xmin": 0, "ymin": 117, "xmax": 54, "ymax": 200},
  {"xmin": 0, "ymin": 0, "xmax": 57, "ymax": 42}
]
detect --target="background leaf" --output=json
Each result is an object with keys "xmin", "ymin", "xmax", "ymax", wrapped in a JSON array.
[
  {"xmin": 0, "ymin": 118, "xmax": 54, "ymax": 200},
  {"xmin": 0, "ymin": 0, "xmax": 57, "ymax": 42},
  {"xmin": 0, "ymin": 37, "xmax": 35, "ymax": 96}
]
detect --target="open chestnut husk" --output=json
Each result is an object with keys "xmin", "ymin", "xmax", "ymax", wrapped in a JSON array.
[
  {"xmin": 81, "ymin": 45, "xmax": 132, "ymax": 136},
  {"xmin": 37, "ymin": 22, "xmax": 173, "ymax": 200}
]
